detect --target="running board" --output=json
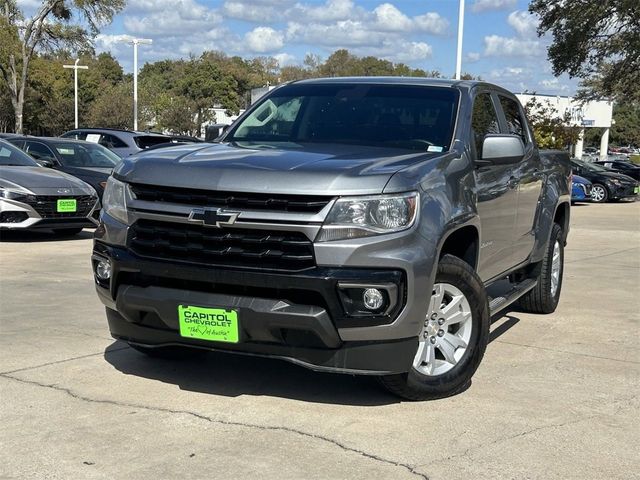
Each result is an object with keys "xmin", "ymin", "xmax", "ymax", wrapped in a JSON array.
[{"xmin": 488, "ymin": 278, "xmax": 538, "ymax": 316}]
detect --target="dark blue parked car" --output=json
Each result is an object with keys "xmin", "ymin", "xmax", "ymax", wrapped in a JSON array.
[{"xmin": 571, "ymin": 174, "xmax": 592, "ymax": 202}]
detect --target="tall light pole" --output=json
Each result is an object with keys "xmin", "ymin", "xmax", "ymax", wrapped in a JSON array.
[
  {"xmin": 455, "ymin": 0, "xmax": 465, "ymax": 80},
  {"xmin": 128, "ymin": 38, "xmax": 152, "ymax": 131},
  {"xmin": 63, "ymin": 59, "xmax": 89, "ymax": 129}
]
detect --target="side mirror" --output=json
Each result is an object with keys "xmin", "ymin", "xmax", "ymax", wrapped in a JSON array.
[
  {"xmin": 479, "ymin": 134, "xmax": 525, "ymax": 165},
  {"xmin": 36, "ymin": 158, "xmax": 55, "ymax": 168}
]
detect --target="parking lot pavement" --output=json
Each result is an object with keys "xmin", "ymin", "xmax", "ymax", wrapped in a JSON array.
[{"xmin": 1, "ymin": 202, "xmax": 638, "ymax": 480}]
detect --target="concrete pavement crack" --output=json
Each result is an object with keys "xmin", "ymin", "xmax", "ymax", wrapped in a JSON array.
[
  {"xmin": 494, "ymin": 340, "xmax": 640, "ymax": 365},
  {"xmin": 0, "ymin": 373, "xmax": 429, "ymax": 480},
  {"xmin": 0, "ymin": 346, "xmax": 129, "ymax": 375}
]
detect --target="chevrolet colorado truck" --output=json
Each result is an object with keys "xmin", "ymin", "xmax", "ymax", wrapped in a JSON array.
[{"xmin": 93, "ymin": 78, "xmax": 570, "ymax": 400}]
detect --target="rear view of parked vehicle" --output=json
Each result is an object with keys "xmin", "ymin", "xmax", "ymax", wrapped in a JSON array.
[{"xmin": 0, "ymin": 140, "xmax": 99, "ymax": 235}]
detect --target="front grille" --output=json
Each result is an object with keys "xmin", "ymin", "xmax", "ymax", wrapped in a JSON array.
[
  {"xmin": 130, "ymin": 183, "xmax": 332, "ymax": 214},
  {"xmin": 129, "ymin": 219, "xmax": 316, "ymax": 271},
  {"xmin": 27, "ymin": 195, "xmax": 96, "ymax": 218}
]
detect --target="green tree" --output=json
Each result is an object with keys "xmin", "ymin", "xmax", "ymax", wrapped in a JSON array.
[
  {"xmin": 523, "ymin": 96, "xmax": 580, "ymax": 149},
  {"xmin": 0, "ymin": 0, "xmax": 124, "ymax": 133},
  {"xmin": 530, "ymin": 0, "xmax": 640, "ymax": 102},
  {"xmin": 87, "ymin": 81, "xmax": 132, "ymax": 129}
]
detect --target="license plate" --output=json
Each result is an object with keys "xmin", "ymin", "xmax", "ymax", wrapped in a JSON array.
[
  {"xmin": 177, "ymin": 305, "xmax": 239, "ymax": 343},
  {"xmin": 57, "ymin": 199, "xmax": 77, "ymax": 213},
  {"xmin": 634, "ymin": 186, "xmax": 639, "ymax": 194}
]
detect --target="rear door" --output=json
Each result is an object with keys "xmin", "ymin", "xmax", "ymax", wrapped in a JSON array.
[
  {"xmin": 472, "ymin": 91, "xmax": 519, "ymax": 281},
  {"xmin": 496, "ymin": 95, "xmax": 543, "ymax": 265}
]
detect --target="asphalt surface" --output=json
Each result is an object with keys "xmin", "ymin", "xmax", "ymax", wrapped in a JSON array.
[{"xmin": 1, "ymin": 201, "xmax": 638, "ymax": 480}]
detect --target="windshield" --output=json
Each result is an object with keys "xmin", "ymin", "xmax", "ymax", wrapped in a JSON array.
[
  {"xmin": 227, "ymin": 83, "xmax": 459, "ymax": 152},
  {"xmin": 0, "ymin": 141, "xmax": 39, "ymax": 166},
  {"xmin": 573, "ymin": 160, "xmax": 609, "ymax": 172},
  {"xmin": 52, "ymin": 142, "xmax": 120, "ymax": 168}
]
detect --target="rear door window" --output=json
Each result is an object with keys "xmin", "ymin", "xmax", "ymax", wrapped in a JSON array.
[
  {"xmin": 498, "ymin": 96, "xmax": 528, "ymax": 145},
  {"xmin": 471, "ymin": 93, "xmax": 500, "ymax": 158}
]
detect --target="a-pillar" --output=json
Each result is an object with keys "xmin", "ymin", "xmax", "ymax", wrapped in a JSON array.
[
  {"xmin": 599, "ymin": 128, "xmax": 610, "ymax": 160},
  {"xmin": 574, "ymin": 128, "xmax": 584, "ymax": 159}
]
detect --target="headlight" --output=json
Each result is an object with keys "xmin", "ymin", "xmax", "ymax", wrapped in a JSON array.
[
  {"xmin": 102, "ymin": 177, "xmax": 129, "ymax": 224},
  {"xmin": 317, "ymin": 192, "xmax": 419, "ymax": 242},
  {"xmin": 608, "ymin": 179, "xmax": 621, "ymax": 186},
  {"xmin": 0, "ymin": 186, "xmax": 35, "ymax": 202}
]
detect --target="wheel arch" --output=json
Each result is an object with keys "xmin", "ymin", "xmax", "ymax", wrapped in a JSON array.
[
  {"xmin": 553, "ymin": 201, "xmax": 570, "ymax": 244},
  {"xmin": 437, "ymin": 223, "xmax": 480, "ymax": 271}
]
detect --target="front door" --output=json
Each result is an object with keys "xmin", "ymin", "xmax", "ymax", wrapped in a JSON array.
[
  {"xmin": 472, "ymin": 92, "xmax": 519, "ymax": 281},
  {"xmin": 497, "ymin": 95, "xmax": 543, "ymax": 265}
]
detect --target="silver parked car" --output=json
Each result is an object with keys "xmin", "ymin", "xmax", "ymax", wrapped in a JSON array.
[{"xmin": 0, "ymin": 139, "xmax": 99, "ymax": 235}]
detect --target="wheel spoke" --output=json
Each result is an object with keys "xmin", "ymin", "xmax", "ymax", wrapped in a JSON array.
[
  {"xmin": 443, "ymin": 309, "xmax": 470, "ymax": 327},
  {"xmin": 443, "ymin": 332, "xmax": 467, "ymax": 350},
  {"xmin": 441, "ymin": 294, "xmax": 465, "ymax": 316},
  {"xmin": 431, "ymin": 284, "xmax": 445, "ymax": 312},
  {"xmin": 438, "ymin": 337, "xmax": 457, "ymax": 364},
  {"xmin": 424, "ymin": 343, "xmax": 436, "ymax": 374}
]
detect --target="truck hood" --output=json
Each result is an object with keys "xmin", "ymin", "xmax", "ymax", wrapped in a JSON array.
[
  {"xmin": 115, "ymin": 142, "xmax": 437, "ymax": 195},
  {"xmin": 0, "ymin": 166, "xmax": 95, "ymax": 195}
]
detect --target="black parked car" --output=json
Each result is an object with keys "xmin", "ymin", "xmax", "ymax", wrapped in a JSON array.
[
  {"xmin": 570, "ymin": 159, "xmax": 639, "ymax": 202},
  {"xmin": 593, "ymin": 160, "xmax": 640, "ymax": 181},
  {"xmin": 7, "ymin": 137, "xmax": 120, "ymax": 198}
]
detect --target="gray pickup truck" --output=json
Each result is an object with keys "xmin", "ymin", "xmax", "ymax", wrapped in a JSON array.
[{"xmin": 93, "ymin": 78, "xmax": 570, "ymax": 400}]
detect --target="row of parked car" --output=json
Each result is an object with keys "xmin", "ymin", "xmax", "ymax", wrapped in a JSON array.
[
  {"xmin": 0, "ymin": 128, "xmax": 203, "ymax": 235},
  {"xmin": 0, "ymin": 127, "xmax": 638, "ymax": 236},
  {"xmin": 570, "ymin": 158, "xmax": 640, "ymax": 203}
]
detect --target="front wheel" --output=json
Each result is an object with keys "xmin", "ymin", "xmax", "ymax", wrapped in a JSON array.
[
  {"xmin": 590, "ymin": 184, "xmax": 608, "ymax": 203},
  {"xmin": 379, "ymin": 255, "xmax": 490, "ymax": 401}
]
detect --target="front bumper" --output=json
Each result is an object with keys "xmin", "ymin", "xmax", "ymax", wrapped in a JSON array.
[
  {"xmin": 0, "ymin": 197, "xmax": 99, "ymax": 230},
  {"xmin": 93, "ymin": 243, "xmax": 420, "ymax": 374},
  {"xmin": 609, "ymin": 182, "xmax": 639, "ymax": 199}
]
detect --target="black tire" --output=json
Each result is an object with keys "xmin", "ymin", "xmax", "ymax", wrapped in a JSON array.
[
  {"xmin": 518, "ymin": 223, "xmax": 564, "ymax": 314},
  {"xmin": 52, "ymin": 227, "xmax": 84, "ymax": 236},
  {"xmin": 378, "ymin": 255, "xmax": 490, "ymax": 401},
  {"xmin": 590, "ymin": 184, "xmax": 608, "ymax": 203},
  {"xmin": 128, "ymin": 343, "xmax": 207, "ymax": 359}
]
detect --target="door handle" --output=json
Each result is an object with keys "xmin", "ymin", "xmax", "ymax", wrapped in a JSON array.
[{"xmin": 508, "ymin": 176, "xmax": 519, "ymax": 189}]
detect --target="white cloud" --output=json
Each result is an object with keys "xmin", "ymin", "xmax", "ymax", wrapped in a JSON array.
[
  {"xmin": 414, "ymin": 12, "xmax": 449, "ymax": 35},
  {"xmin": 508, "ymin": 10, "xmax": 539, "ymax": 38},
  {"xmin": 273, "ymin": 52, "xmax": 296, "ymax": 66},
  {"xmin": 539, "ymin": 78, "xmax": 569, "ymax": 92},
  {"xmin": 245, "ymin": 27, "xmax": 285, "ymax": 53},
  {"xmin": 373, "ymin": 3, "xmax": 413, "ymax": 31},
  {"xmin": 466, "ymin": 52, "xmax": 481, "ymax": 62},
  {"xmin": 222, "ymin": 0, "xmax": 296, "ymax": 22},
  {"xmin": 483, "ymin": 34, "xmax": 542, "ymax": 57},
  {"xmin": 471, "ymin": 0, "xmax": 517, "ymax": 13},
  {"xmin": 123, "ymin": 0, "xmax": 221, "ymax": 37},
  {"xmin": 288, "ymin": 0, "xmax": 358, "ymax": 22}
]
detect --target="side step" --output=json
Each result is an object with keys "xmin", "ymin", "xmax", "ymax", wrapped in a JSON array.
[{"xmin": 488, "ymin": 278, "xmax": 537, "ymax": 316}]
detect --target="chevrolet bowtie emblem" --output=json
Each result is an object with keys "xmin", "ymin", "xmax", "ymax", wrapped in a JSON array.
[{"xmin": 187, "ymin": 208, "xmax": 240, "ymax": 227}]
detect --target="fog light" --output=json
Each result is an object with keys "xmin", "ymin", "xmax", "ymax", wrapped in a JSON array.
[
  {"xmin": 96, "ymin": 258, "xmax": 111, "ymax": 281},
  {"xmin": 363, "ymin": 288, "xmax": 384, "ymax": 310}
]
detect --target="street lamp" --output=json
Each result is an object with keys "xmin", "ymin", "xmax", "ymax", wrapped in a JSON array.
[
  {"xmin": 63, "ymin": 59, "xmax": 89, "ymax": 129},
  {"xmin": 125, "ymin": 38, "xmax": 152, "ymax": 131},
  {"xmin": 455, "ymin": 0, "xmax": 465, "ymax": 80}
]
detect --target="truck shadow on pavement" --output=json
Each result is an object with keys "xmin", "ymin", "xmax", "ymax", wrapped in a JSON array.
[
  {"xmin": 103, "ymin": 341, "xmax": 404, "ymax": 406},
  {"xmin": 0, "ymin": 229, "xmax": 93, "ymax": 242},
  {"xmin": 102, "ymin": 314, "xmax": 518, "ymax": 404}
]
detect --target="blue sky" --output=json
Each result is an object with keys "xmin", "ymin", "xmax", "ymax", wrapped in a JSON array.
[{"xmin": 20, "ymin": 0, "xmax": 577, "ymax": 95}]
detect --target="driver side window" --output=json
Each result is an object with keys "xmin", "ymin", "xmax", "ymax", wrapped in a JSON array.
[
  {"xmin": 471, "ymin": 93, "xmax": 500, "ymax": 159},
  {"xmin": 25, "ymin": 142, "xmax": 55, "ymax": 161}
]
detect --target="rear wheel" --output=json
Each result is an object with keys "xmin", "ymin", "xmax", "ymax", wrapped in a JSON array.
[
  {"xmin": 52, "ymin": 227, "xmax": 84, "ymax": 236},
  {"xmin": 590, "ymin": 184, "xmax": 608, "ymax": 203},
  {"xmin": 518, "ymin": 223, "xmax": 564, "ymax": 314},
  {"xmin": 379, "ymin": 255, "xmax": 490, "ymax": 401}
]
